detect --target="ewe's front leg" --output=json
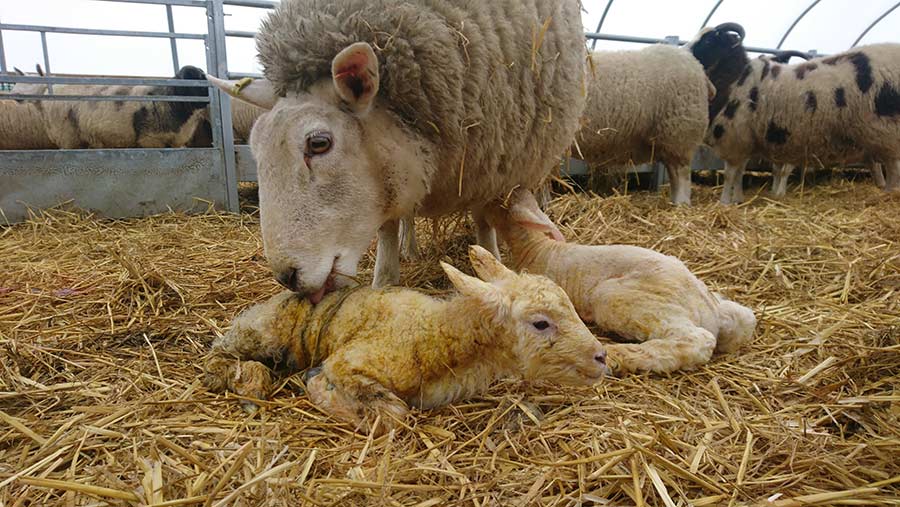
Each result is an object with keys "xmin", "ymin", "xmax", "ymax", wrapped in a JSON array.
[
  {"xmin": 667, "ymin": 164, "xmax": 692, "ymax": 205},
  {"xmin": 399, "ymin": 215, "xmax": 419, "ymax": 261},
  {"xmin": 771, "ymin": 164, "xmax": 794, "ymax": 198},
  {"xmin": 720, "ymin": 160, "xmax": 748, "ymax": 205},
  {"xmin": 373, "ymin": 219, "xmax": 401, "ymax": 288},
  {"xmin": 472, "ymin": 208, "xmax": 501, "ymax": 259},
  {"xmin": 884, "ymin": 160, "xmax": 900, "ymax": 193},
  {"xmin": 872, "ymin": 163, "xmax": 886, "ymax": 189},
  {"xmin": 307, "ymin": 367, "xmax": 409, "ymax": 436}
]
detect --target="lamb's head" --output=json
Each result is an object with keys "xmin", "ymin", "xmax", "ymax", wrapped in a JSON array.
[
  {"xmin": 208, "ymin": 43, "xmax": 431, "ymax": 303},
  {"xmin": 441, "ymin": 245, "xmax": 607, "ymax": 385},
  {"xmin": 484, "ymin": 188, "xmax": 566, "ymax": 245}
]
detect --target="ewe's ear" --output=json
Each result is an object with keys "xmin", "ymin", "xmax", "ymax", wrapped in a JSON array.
[
  {"xmin": 206, "ymin": 74, "xmax": 277, "ymax": 110},
  {"xmin": 441, "ymin": 262, "xmax": 509, "ymax": 315},
  {"xmin": 13, "ymin": 67, "xmax": 24, "ymax": 76},
  {"xmin": 508, "ymin": 189, "xmax": 566, "ymax": 242},
  {"xmin": 468, "ymin": 245, "xmax": 514, "ymax": 282},
  {"xmin": 332, "ymin": 42, "xmax": 379, "ymax": 113},
  {"xmin": 35, "ymin": 64, "xmax": 44, "ymax": 77}
]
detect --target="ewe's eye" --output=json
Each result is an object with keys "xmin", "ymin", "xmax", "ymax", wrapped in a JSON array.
[
  {"xmin": 305, "ymin": 132, "xmax": 333, "ymax": 156},
  {"xmin": 532, "ymin": 320, "xmax": 551, "ymax": 331}
]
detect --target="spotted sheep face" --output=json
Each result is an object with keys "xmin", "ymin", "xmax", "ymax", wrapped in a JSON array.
[
  {"xmin": 209, "ymin": 43, "xmax": 432, "ymax": 302},
  {"xmin": 443, "ymin": 246, "xmax": 609, "ymax": 386}
]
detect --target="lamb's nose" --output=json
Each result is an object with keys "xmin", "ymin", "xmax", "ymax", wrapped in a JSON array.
[
  {"xmin": 275, "ymin": 267, "xmax": 300, "ymax": 292},
  {"xmin": 594, "ymin": 350, "xmax": 607, "ymax": 365}
]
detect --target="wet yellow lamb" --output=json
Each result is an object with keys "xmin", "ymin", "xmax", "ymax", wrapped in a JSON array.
[
  {"xmin": 485, "ymin": 189, "xmax": 757, "ymax": 375},
  {"xmin": 204, "ymin": 245, "xmax": 608, "ymax": 434}
]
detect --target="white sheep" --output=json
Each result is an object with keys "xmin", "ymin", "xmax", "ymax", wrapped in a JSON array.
[
  {"xmin": 579, "ymin": 44, "xmax": 714, "ymax": 205},
  {"xmin": 207, "ymin": 0, "xmax": 587, "ymax": 302},
  {"xmin": 689, "ymin": 24, "xmax": 900, "ymax": 204},
  {"xmin": 485, "ymin": 189, "xmax": 757, "ymax": 375},
  {"xmin": 204, "ymin": 245, "xmax": 608, "ymax": 434}
]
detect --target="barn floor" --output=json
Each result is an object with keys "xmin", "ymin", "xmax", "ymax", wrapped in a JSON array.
[{"xmin": 0, "ymin": 179, "xmax": 898, "ymax": 506}]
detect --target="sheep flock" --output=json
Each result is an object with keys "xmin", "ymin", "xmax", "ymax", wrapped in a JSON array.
[{"xmin": 1, "ymin": 2, "xmax": 898, "ymax": 505}]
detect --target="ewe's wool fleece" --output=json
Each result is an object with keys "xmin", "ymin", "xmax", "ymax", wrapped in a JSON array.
[
  {"xmin": 708, "ymin": 43, "xmax": 900, "ymax": 167},
  {"xmin": 580, "ymin": 44, "xmax": 710, "ymax": 170},
  {"xmin": 255, "ymin": 0, "xmax": 587, "ymax": 214},
  {"xmin": 0, "ymin": 101, "xmax": 54, "ymax": 150}
]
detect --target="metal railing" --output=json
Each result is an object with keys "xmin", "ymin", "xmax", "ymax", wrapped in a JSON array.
[
  {"xmin": 0, "ymin": 0, "xmax": 843, "ymax": 221},
  {"xmin": 0, "ymin": 0, "xmax": 238, "ymax": 223}
]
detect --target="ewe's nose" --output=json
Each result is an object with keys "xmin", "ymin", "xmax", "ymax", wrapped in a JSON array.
[
  {"xmin": 594, "ymin": 348, "xmax": 607, "ymax": 365},
  {"xmin": 275, "ymin": 267, "xmax": 301, "ymax": 292}
]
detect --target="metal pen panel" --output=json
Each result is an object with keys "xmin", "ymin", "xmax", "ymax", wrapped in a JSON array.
[
  {"xmin": 0, "ymin": 23, "xmax": 206, "ymax": 40},
  {"xmin": 852, "ymin": 1, "xmax": 900, "ymax": 47},
  {"xmin": 93, "ymin": 0, "xmax": 208, "ymax": 6},
  {"xmin": 210, "ymin": 0, "xmax": 239, "ymax": 212},
  {"xmin": 2, "ymin": 94, "xmax": 211, "ymax": 102},
  {"xmin": 699, "ymin": 0, "xmax": 725, "ymax": 31},
  {"xmin": 0, "ymin": 24, "xmax": 7, "ymax": 74},
  {"xmin": 591, "ymin": 0, "xmax": 615, "ymax": 50},
  {"xmin": 5, "ymin": 75, "xmax": 211, "ymax": 86},
  {"xmin": 166, "ymin": 4, "xmax": 180, "ymax": 74},
  {"xmin": 777, "ymin": 0, "xmax": 821, "ymax": 49}
]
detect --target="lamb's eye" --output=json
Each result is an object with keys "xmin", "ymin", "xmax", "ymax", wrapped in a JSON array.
[
  {"xmin": 532, "ymin": 320, "xmax": 550, "ymax": 331},
  {"xmin": 305, "ymin": 132, "xmax": 333, "ymax": 156}
]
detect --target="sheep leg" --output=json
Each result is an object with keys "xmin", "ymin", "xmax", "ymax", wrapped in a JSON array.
[
  {"xmin": 771, "ymin": 164, "xmax": 794, "ymax": 198},
  {"xmin": 604, "ymin": 324, "xmax": 717, "ymax": 374},
  {"xmin": 872, "ymin": 163, "xmax": 886, "ymax": 189},
  {"xmin": 667, "ymin": 164, "xmax": 692, "ymax": 206},
  {"xmin": 399, "ymin": 215, "xmax": 419, "ymax": 261},
  {"xmin": 307, "ymin": 367, "xmax": 409, "ymax": 436},
  {"xmin": 472, "ymin": 208, "xmax": 501, "ymax": 259},
  {"xmin": 884, "ymin": 160, "xmax": 900, "ymax": 193},
  {"xmin": 591, "ymin": 291, "xmax": 716, "ymax": 374},
  {"xmin": 373, "ymin": 219, "xmax": 401, "ymax": 287}
]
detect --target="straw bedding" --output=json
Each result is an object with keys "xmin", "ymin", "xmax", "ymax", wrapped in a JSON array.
[{"xmin": 0, "ymin": 180, "xmax": 897, "ymax": 506}]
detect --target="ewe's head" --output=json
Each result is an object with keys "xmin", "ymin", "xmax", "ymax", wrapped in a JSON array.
[
  {"xmin": 441, "ymin": 245, "xmax": 607, "ymax": 385},
  {"xmin": 484, "ymin": 188, "xmax": 566, "ymax": 245},
  {"xmin": 208, "ymin": 42, "xmax": 430, "ymax": 304},
  {"xmin": 686, "ymin": 23, "xmax": 746, "ymax": 72},
  {"xmin": 11, "ymin": 65, "xmax": 48, "ymax": 99}
]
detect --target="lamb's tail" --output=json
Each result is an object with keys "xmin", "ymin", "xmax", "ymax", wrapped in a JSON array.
[{"xmin": 714, "ymin": 293, "xmax": 756, "ymax": 353}]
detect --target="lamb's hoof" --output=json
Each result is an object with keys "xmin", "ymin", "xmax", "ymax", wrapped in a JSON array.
[{"xmin": 304, "ymin": 366, "xmax": 323, "ymax": 382}]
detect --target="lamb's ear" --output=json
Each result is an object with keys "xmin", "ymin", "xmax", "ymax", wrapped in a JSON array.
[
  {"xmin": 441, "ymin": 262, "xmax": 509, "ymax": 313},
  {"xmin": 468, "ymin": 245, "xmax": 514, "ymax": 282},
  {"xmin": 13, "ymin": 67, "xmax": 24, "ymax": 76},
  {"xmin": 332, "ymin": 42, "xmax": 379, "ymax": 113},
  {"xmin": 207, "ymin": 74, "xmax": 277, "ymax": 110},
  {"xmin": 508, "ymin": 189, "xmax": 566, "ymax": 242},
  {"xmin": 35, "ymin": 64, "xmax": 44, "ymax": 77}
]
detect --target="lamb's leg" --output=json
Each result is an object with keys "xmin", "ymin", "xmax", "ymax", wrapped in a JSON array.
[
  {"xmin": 884, "ymin": 160, "xmax": 900, "ymax": 193},
  {"xmin": 872, "ymin": 163, "xmax": 886, "ymax": 189},
  {"xmin": 472, "ymin": 208, "xmax": 501, "ymax": 259},
  {"xmin": 771, "ymin": 164, "xmax": 794, "ymax": 198},
  {"xmin": 591, "ymin": 292, "xmax": 716, "ymax": 374},
  {"xmin": 307, "ymin": 366, "xmax": 409, "ymax": 436},
  {"xmin": 399, "ymin": 215, "xmax": 419, "ymax": 261},
  {"xmin": 373, "ymin": 219, "xmax": 401, "ymax": 288},
  {"xmin": 667, "ymin": 164, "xmax": 692, "ymax": 206}
]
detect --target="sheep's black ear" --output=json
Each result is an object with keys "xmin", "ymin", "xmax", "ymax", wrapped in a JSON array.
[
  {"xmin": 13, "ymin": 67, "xmax": 24, "ymax": 76},
  {"xmin": 35, "ymin": 64, "xmax": 44, "ymax": 76}
]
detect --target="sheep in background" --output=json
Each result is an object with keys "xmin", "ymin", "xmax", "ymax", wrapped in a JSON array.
[
  {"xmin": 207, "ymin": 0, "xmax": 587, "ymax": 301},
  {"xmin": 229, "ymin": 98, "xmax": 266, "ymax": 144},
  {"xmin": 204, "ymin": 245, "xmax": 608, "ymax": 434},
  {"xmin": 0, "ymin": 100, "xmax": 54, "ymax": 150},
  {"xmin": 17, "ymin": 65, "xmax": 211, "ymax": 149},
  {"xmin": 485, "ymin": 189, "xmax": 756, "ymax": 375},
  {"xmin": 689, "ymin": 24, "xmax": 900, "ymax": 204},
  {"xmin": 578, "ymin": 44, "xmax": 713, "ymax": 205}
]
